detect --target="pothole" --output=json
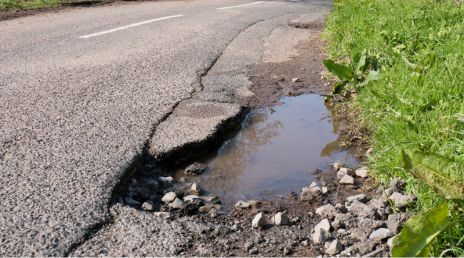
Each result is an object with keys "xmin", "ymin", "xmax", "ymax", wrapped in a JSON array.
[
  {"xmin": 114, "ymin": 94, "xmax": 359, "ymax": 211},
  {"xmin": 174, "ymin": 94, "xmax": 358, "ymax": 206}
]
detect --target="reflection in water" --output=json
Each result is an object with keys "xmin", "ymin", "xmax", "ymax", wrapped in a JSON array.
[{"xmin": 175, "ymin": 94, "xmax": 358, "ymax": 206}]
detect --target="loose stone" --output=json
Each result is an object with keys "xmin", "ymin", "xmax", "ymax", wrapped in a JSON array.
[
  {"xmin": 332, "ymin": 162, "xmax": 344, "ymax": 170},
  {"xmin": 322, "ymin": 186, "xmax": 328, "ymax": 194},
  {"xmin": 153, "ymin": 212, "xmax": 171, "ymax": 219},
  {"xmin": 355, "ymin": 167, "xmax": 369, "ymax": 178},
  {"xmin": 161, "ymin": 191, "xmax": 177, "ymax": 203},
  {"xmin": 315, "ymin": 218, "xmax": 331, "ymax": 232},
  {"xmin": 340, "ymin": 174, "xmax": 355, "ymax": 185},
  {"xmin": 273, "ymin": 212, "xmax": 289, "ymax": 226},
  {"xmin": 159, "ymin": 176, "xmax": 174, "ymax": 186},
  {"xmin": 191, "ymin": 183, "xmax": 201, "ymax": 194},
  {"xmin": 339, "ymin": 167, "xmax": 354, "ymax": 176},
  {"xmin": 369, "ymin": 228, "xmax": 391, "ymax": 242},
  {"xmin": 291, "ymin": 77, "xmax": 300, "ymax": 82},
  {"xmin": 325, "ymin": 239, "xmax": 342, "ymax": 255},
  {"xmin": 315, "ymin": 204, "xmax": 337, "ymax": 220},
  {"xmin": 252, "ymin": 212, "xmax": 267, "ymax": 228},
  {"xmin": 141, "ymin": 201, "xmax": 154, "ymax": 211},
  {"xmin": 168, "ymin": 198, "xmax": 184, "ymax": 209},
  {"xmin": 389, "ymin": 192, "xmax": 416, "ymax": 208}
]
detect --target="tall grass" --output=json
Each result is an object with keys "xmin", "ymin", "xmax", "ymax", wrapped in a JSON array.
[{"xmin": 324, "ymin": 0, "xmax": 464, "ymax": 255}]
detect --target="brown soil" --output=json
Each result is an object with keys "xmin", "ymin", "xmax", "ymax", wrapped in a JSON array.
[{"xmin": 248, "ymin": 27, "xmax": 328, "ymax": 107}]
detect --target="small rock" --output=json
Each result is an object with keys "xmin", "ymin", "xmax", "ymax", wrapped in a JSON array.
[
  {"xmin": 333, "ymin": 162, "xmax": 344, "ymax": 170},
  {"xmin": 252, "ymin": 212, "xmax": 267, "ymax": 228},
  {"xmin": 337, "ymin": 228, "xmax": 347, "ymax": 235},
  {"xmin": 322, "ymin": 187, "xmax": 328, "ymax": 194},
  {"xmin": 340, "ymin": 174, "xmax": 355, "ymax": 185},
  {"xmin": 168, "ymin": 198, "xmax": 184, "ymax": 209},
  {"xmin": 291, "ymin": 216, "xmax": 300, "ymax": 223},
  {"xmin": 315, "ymin": 218, "xmax": 331, "ymax": 232},
  {"xmin": 309, "ymin": 181, "xmax": 318, "ymax": 188},
  {"xmin": 179, "ymin": 177, "xmax": 187, "ymax": 183},
  {"xmin": 141, "ymin": 201, "xmax": 154, "ymax": 211},
  {"xmin": 234, "ymin": 200, "xmax": 251, "ymax": 209},
  {"xmin": 387, "ymin": 213, "xmax": 407, "ymax": 234},
  {"xmin": 356, "ymin": 167, "xmax": 369, "ymax": 178},
  {"xmin": 336, "ymin": 171, "xmax": 346, "ymax": 179},
  {"xmin": 325, "ymin": 239, "xmax": 342, "ymax": 255},
  {"xmin": 369, "ymin": 227, "xmax": 391, "ymax": 242},
  {"xmin": 339, "ymin": 167, "xmax": 354, "ymax": 176},
  {"xmin": 184, "ymin": 162, "xmax": 209, "ymax": 175},
  {"xmin": 348, "ymin": 200, "xmax": 375, "ymax": 218},
  {"xmin": 332, "ymin": 213, "xmax": 351, "ymax": 229},
  {"xmin": 312, "ymin": 228, "xmax": 328, "ymax": 244},
  {"xmin": 191, "ymin": 183, "xmax": 201, "ymax": 194},
  {"xmin": 291, "ymin": 77, "xmax": 300, "ymax": 82},
  {"xmin": 366, "ymin": 147, "xmax": 374, "ymax": 156},
  {"xmin": 301, "ymin": 185, "xmax": 322, "ymax": 202},
  {"xmin": 347, "ymin": 194, "xmax": 368, "ymax": 203},
  {"xmin": 301, "ymin": 240, "xmax": 309, "ymax": 246},
  {"xmin": 162, "ymin": 191, "xmax": 177, "ymax": 203},
  {"xmin": 183, "ymin": 194, "xmax": 200, "ymax": 202},
  {"xmin": 273, "ymin": 212, "xmax": 289, "ymax": 226},
  {"xmin": 315, "ymin": 204, "xmax": 337, "ymax": 220},
  {"xmin": 390, "ymin": 192, "xmax": 416, "ymax": 208}
]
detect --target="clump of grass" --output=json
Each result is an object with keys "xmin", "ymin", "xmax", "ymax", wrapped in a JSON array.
[
  {"xmin": 0, "ymin": 0, "xmax": 60, "ymax": 11},
  {"xmin": 324, "ymin": 0, "xmax": 464, "ymax": 255}
]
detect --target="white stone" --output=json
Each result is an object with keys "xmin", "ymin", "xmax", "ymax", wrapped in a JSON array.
[
  {"xmin": 252, "ymin": 212, "xmax": 267, "ymax": 228},
  {"xmin": 369, "ymin": 228, "xmax": 391, "ymax": 241},
  {"xmin": 291, "ymin": 77, "xmax": 300, "ymax": 82},
  {"xmin": 315, "ymin": 204, "xmax": 336, "ymax": 219},
  {"xmin": 390, "ymin": 192, "xmax": 416, "ymax": 208},
  {"xmin": 339, "ymin": 167, "xmax": 354, "ymax": 176},
  {"xmin": 168, "ymin": 198, "xmax": 184, "ymax": 209},
  {"xmin": 309, "ymin": 181, "xmax": 318, "ymax": 188},
  {"xmin": 141, "ymin": 201, "xmax": 154, "ymax": 211},
  {"xmin": 312, "ymin": 228, "xmax": 328, "ymax": 244},
  {"xmin": 322, "ymin": 187, "xmax": 328, "ymax": 194},
  {"xmin": 325, "ymin": 239, "xmax": 342, "ymax": 255},
  {"xmin": 191, "ymin": 183, "xmax": 201, "ymax": 193},
  {"xmin": 356, "ymin": 167, "xmax": 369, "ymax": 178},
  {"xmin": 161, "ymin": 191, "xmax": 177, "ymax": 203},
  {"xmin": 153, "ymin": 212, "xmax": 171, "ymax": 219},
  {"xmin": 315, "ymin": 218, "xmax": 331, "ymax": 232},
  {"xmin": 273, "ymin": 212, "xmax": 289, "ymax": 226},
  {"xmin": 340, "ymin": 174, "xmax": 355, "ymax": 185}
]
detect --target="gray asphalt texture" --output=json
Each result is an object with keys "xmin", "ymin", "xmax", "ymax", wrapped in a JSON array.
[{"xmin": 0, "ymin": 0, "xmax": 329, "ymax": 255}]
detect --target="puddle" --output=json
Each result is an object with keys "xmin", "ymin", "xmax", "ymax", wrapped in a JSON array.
[{"xmin": 175, "ymin": 94, "xmax": 358, "ymax": 206}]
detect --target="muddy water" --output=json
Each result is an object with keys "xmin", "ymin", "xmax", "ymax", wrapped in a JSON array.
[{"xmin": 175, "ymin": 94, "xmax": 358, "ymax": 206}]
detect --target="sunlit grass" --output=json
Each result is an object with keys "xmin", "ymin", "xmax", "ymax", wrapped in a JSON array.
[{"xmin": 324, "ymin": 0, "xmax": 464, "ymax": 255}]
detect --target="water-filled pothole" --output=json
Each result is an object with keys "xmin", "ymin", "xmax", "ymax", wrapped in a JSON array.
[{"xmin": 174, "ymin": 94, "xmax": 358, "ymax": 206}]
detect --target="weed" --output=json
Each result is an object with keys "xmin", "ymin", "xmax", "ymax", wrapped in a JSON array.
[{"xmin": 324, "ymin": 0, "xmax": 464, "ymax": 255}]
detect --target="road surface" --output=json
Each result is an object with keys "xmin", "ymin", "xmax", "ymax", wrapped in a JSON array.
[{"xmin": 0, "ymin": 0, "xmax": 329, "ymax": 255}]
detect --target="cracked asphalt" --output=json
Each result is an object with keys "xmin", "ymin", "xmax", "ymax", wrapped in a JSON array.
[{"xmin": 0, "ymin": 0, "xmax": 330, "ymax": 255}]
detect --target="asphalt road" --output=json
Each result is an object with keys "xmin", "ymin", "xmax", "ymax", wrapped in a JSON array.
[{"xmin": 0, "ymin": 0, "xmax": 329, "ymax": 255}]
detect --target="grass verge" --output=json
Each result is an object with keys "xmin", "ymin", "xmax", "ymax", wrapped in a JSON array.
[{"xmin": 323, "ymin": 0, "xmax": 464, "ymax": 255}]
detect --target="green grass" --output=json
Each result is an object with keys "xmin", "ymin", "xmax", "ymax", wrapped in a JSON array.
[
  {"xmin": 324, "ymin": 0, "xmax": 464, "ymax": 255},
  {"xmin": 0, "ymin": 0, "xmax": 60, "ymax": 11}
]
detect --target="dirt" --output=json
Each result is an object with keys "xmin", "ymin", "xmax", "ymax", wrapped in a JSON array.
[{"xmin": 248, "ymin": 28, "xmax": 327, "ymax": 107}]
